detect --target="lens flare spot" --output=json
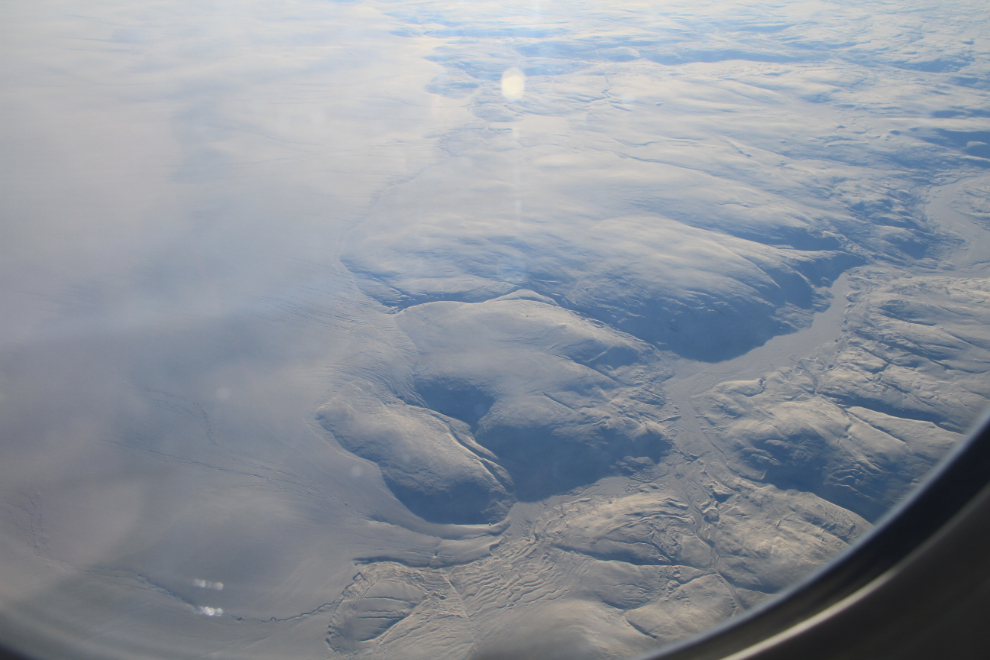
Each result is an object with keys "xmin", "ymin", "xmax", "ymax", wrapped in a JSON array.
[
  {"xmin": 193, "ymin": 578, "xmax": 224, "ymax": 590},
  {"xmin": 501, "ymin": 68, "xmax": 526, "ymax": 102}
]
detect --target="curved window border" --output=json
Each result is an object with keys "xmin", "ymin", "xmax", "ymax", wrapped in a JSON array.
[
  {"xmin": 641, "ymin": 409, "xmax": 990, "ymax": 660},
  {"xmin": 3, "ymin": 413, "xmax": 990, "ymax": 660}
]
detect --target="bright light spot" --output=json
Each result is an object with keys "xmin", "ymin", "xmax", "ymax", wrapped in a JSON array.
[
  {"xmin": 196, "ymin": 606, "xmax": 223, "ymax": 616},
  {"xmin": 193, "ymin": 578, "xmax": 224, "ymax": 590},
  {"xmin": 501, "ymin": 68, "xmax": 526, "ymax": 102}
]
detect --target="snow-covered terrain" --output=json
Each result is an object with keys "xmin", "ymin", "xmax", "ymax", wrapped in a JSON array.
[{"xmin": 1, "ymin": 0, "xmax": 990, "ymax": 659}]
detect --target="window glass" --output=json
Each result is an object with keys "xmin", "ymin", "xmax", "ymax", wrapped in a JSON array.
[{"xmin": 1, "ymin": 1, "xmax": 989, "ymax": 659}]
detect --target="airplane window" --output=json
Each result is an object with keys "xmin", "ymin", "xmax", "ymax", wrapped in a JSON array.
[{"xmin": 1, "ymin": 1, "xmax": 988, "ymax": 659}]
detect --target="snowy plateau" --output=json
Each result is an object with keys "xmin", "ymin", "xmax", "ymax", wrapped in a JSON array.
[{"xmin": 1, "ymin": 1, "xmax": 990, "ymax": 659}]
